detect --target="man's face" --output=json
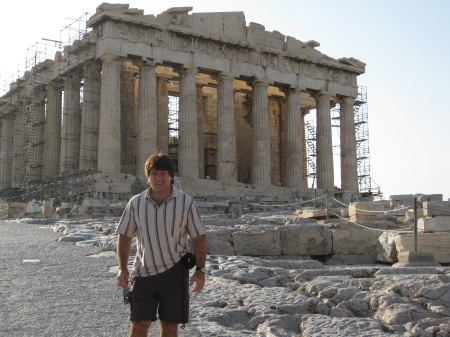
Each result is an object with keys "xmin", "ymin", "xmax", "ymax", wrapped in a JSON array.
[{"xmin": 149, "ymin": 168, "xmax": 172, "ymax": 194}]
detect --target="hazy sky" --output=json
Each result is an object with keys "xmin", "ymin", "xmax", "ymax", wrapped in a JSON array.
[{"xmin": 1, "ymin": 0, "xmax": 449, "ymax": 200}]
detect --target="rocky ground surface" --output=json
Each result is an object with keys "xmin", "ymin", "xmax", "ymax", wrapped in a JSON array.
[{"xmin": 2, "ymin": 213, "xmax": 450, "ymax": 337}]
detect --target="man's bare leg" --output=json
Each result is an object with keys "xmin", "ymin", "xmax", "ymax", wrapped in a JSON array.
[
  {"xmin": 129, "ymin": 320, "xmax": 151, "ymax": 337},
  {"xmin": 160, "ymin": 320, "xmax": 177, "ymax": 337}
]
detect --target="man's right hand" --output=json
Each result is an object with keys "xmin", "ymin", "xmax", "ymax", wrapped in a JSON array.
[{"xmin": 117, "ymin": 268, "xmax": 129, "ymax": 289}]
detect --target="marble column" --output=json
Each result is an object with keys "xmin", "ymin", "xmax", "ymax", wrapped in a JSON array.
[
  {"xmin": 251, "ymin": 79, "xmax": 271, "ymax": 186},
  {"xmin": 44, "ymin": 82, "xmax": 62, "ymax": 178},
  {"xmin": 340, "ymin": 96, "xmax": 359, "ymax": 192},
  {"xmin": 98, "ymin": 55, "xmax": 122, "ymax": 174},
  {"xmin": 60, "ymin": 71, "xmax": 81, "ymax": 173},
  {"xmin": 79, "ymin": 61, "xmax": 101, "ymax": 171},
  {"xmin": 301, "ymin": 109, "xmax": 309, "ymax": 188},
  {"xmin": 196, "ymin": 84, "xmax": 205, "ymax": 179},
  {"xmin": 217, "ymin": 75, "xmax": 237, "ymax": 182},
  {"xmin": 178, "ymin": 67, "xmax": 199, "ymax": 179},
  {"xmin": 0, "ymin": 113, "xmax": 15, "ymax": 189},
  {"xmin": 157, "ymin": 75, "xmax": 169, "ymax": 154},
  {"xmin": 136, "ymin": 61, "xmax": 158, "ymax": 174},
  {"xmin": 11, "ymin": 107, "xmax": 24, "ymax": 187},
  {"xmin": 316, "ymin": 93, "xmax": 334, "ymax": 189},
  {"xmin": 284, "ymin": 87, "xmax": 305, "ymax": 191}
]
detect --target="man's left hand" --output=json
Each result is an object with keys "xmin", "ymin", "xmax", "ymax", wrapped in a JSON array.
[{"xmin": 189, "ymin": 270, "xmax": 205, "ymax": 292}]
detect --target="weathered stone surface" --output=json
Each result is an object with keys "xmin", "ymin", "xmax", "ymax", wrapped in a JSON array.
[
  {"xmin": 349, "ymin": 202, "xmax": 385, "ymax": 216},
  {"xmin": 207, "ymin": 230, "xmax": 235, "ymax": 256},
  {"xmin": 390, "ymin": 195, "xmax": 415, "ymax": 208},
  {"xmin": 423, "ymin": 201, "xmax": 450, "ymax": 217},
  {"xmin": 300, "ymin": 315, "xmax": 391, "ymax": 337},
  {"xmin": 418, "ymin": 217, "xmax": 450, "ymax": 232},
  {"xmin": 332, "ymin": 229, "xmax": 382, "ymax": 255},
  {"xmin": 377, "ymin": 232, "xmax": 398, "ymax": 263},
  {"xmin": 232, "ymin": 230, "xmax": 281, "ymax": 256},
  {"xmin": 326, "ymin": 254, "xmax": 378, "ymax": 265},
  {"xmin": 394, "ymin": 233, "xmax": 450, "ymax": 263},
  {"xmin": 278, "ymin": 224, "xmax": 332, "ymax": 256}
]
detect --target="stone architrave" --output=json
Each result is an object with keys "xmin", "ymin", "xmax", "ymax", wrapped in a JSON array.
[
  {"xmin": 156, "ymin": 75, "xmax": 169, "ymax": 154},
  {"xmin": 178, "ymin": 67, "xmax": 199, "ymax": 179},
  {"xmin": 44, "ymin": 82, "xmax": 62, "ymax": 177},
  {"xmin": 98, "ymin": 55, "xmax": 122, "ymax": 173},
  {"xmin": 316, "ymin": 93, "xmax": 334, "ymax": 189},
  {"xmin": 284, "ymin": 87, "xmax": 305, "ymax": 190},
  {"xmin": 60, "ymin": 71, "xmax": 81, "ymax": 173},
  {"xmin": 217, "ymin": 75, "xmax": 237, "ymax": 182},
  {"xmin": 136, "ymin": 61, "xmax": 158, "ymax": 173},
  {"xmin": 340, "ymin": 96, "xmax": 358, "ymax": 193},
  {"xmin": 251, "ymin": 79, "xmax": 271, "ymax": 186},
  {"xmin": 79, "ymin": 61, "xmax": 101, "ymax": 171}
]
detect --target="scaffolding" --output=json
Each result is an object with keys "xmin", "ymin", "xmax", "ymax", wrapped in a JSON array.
[{"xmin": 304, "ymin": 86, "xmax": 379, "ymax": 196}]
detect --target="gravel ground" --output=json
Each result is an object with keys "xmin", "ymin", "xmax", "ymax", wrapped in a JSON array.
[{"xmin": 0, "ymin": 220, "xmax": 203, "ymax": 337}]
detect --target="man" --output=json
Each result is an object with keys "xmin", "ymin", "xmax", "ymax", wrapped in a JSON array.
[{"xmin": 116, "ymin": 153, "xmax": 207, "ymax": 337}]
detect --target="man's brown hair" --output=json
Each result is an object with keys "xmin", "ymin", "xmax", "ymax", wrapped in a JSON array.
[{"xmin": 145, "ymin": 153, "xmax": 175, "ymax": 185}]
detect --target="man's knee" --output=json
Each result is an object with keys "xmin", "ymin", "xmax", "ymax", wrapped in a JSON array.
[
  {"xmin": 160, "ymin": 320, "xmax": 178, "ymax": 336},
  {"xmin": 130, "ymin": 320, "xmax": 152, "ymax": 335}
]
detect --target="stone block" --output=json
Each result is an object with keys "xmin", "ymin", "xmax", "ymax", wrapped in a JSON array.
[
  {"xmin": 349, "ymin": 214, "xmax": 379, "ymax": 222},
  {"xmin": 394, "ymin": 232, "xmax": 450, "ymax": 263},
  {"xmin": 423, "ymin": 201, "xmax": 450, "ymax": 217},
  {"xmin": 332, "ymin": 229, "xmax": 382, "ymax": 255},
  {"xmin": 207, "ymin": 231, "xmax": 235, "ymax": 256},
  {"xmin": 0, "ymin": 203, "xmax": 9, "ymax": 219},
  {"xmin": 397, "ymin": 251, "xmax": 434, "ymax": 262},
  {"xmin": 390, "ymin": 194, "xmax": 415, "ymax": 208},
  {"xmin": 348, "ymin": 202, "xmax": 385, "ymax": 216},
  {"xmin": 417, "ymin": 194, "xmax": 443, "ymax": 203},
  {"xmin": 376, "ymin": 232, "xmax": 398, "ymax": 263},
  {"xmin": 299, "ymin": 209, "xmax": 328, "ymax": 218},
  {"xmin": 278, "ymin": 224, "xmax": 332, "ymax": 256},
  {"xmin": 232, "ymin": 230, "xmax": 281, "ymax": 256},
  {"xmin": 418, "ymin": 217, "xmax": 450, "ymax": 232},
  {"xmin": 325, "ymin": 254, "xmax": 377, "ymax": 265}
]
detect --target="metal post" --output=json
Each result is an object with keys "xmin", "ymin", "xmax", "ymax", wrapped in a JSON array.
[{"xmin": 414, "ymin": 197, "xmax": 418, "ymax": 252}]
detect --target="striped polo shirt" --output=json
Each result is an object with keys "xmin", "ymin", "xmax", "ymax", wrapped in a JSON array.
[{"xmin": 117, "ymin": 186, "xmax": 206, "ymax": 277}]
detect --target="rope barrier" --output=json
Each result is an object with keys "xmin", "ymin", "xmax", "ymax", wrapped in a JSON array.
[
  {"xmin": 248, "ymin": 195, "xmax": 326, "ymax": 208},
  {"xmin": 329, "ymin": 210, "xmax": 414, "ymax": 233},
  {"xmin": 330, "ymin": 196, "xmax": 413, "ymax": 214}
]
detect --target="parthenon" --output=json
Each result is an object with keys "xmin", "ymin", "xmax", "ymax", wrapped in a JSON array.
[{"xmin": 0, "ymin": 3, "xmax": 368, "ymax": 203}]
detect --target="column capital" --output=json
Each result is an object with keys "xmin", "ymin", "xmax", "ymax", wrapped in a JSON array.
[
  {"xmin": 251, "ymin": 78, "xmax": 271, "ymax": 88},
  {"xmin": 99, "ymin": 54, "xmax": 122, "ymax": 62},
  {"xmin": 174, "ymin": 64, "xmax": 198, "ymax": 75},
  {"xmin": 340, "ymin": 96, "xmax": 356, "ymax": 105},
  {"xmin": 83, "ymin": 60, "xmax": 102, "ymax": 72},
  {"xmin": 133, "ymin": 58, "xmax": 159, "ymax": 68}
]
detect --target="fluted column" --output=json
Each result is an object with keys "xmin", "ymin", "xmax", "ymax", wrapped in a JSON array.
[
  {"xmin": 340, "ymin": 96, "xmax": 359, "ymax": 192},
  {"xmin": 157, "ymin": 75, "xmax": 169, "ymax": 154},
  {"xmin": 301, "ymin": 109, "xmax": 309, "ymax": 188},
  {"xmin": 98, "ymin": 55, "xmax": 122, "ymax": 173},
  {"xmin": 178, "ymin": 67, "xmax": 199, "ymax": 179},
  {"xmin": 316, "ymin": 93, "xmax": 334, "ymax": 189},
  {"xmin": 284, "ymin": 87, "xmax": 306, "ymax": 191},
  {"xmin": 44, "ymin": 82, "xmax": 61, "ymax": 178},
  {"xmin": 79, "ymin": 61, "xmax": 101, "ymax": 171},
  {"xmin": 60, "ymin": 71, "xmax": 81, "ymax": 173},
  {"xmin": 251, "ymin": 79, "xmax": 271, "ymax": 186},
  {"xmin": 11, "ymin": 108, "xmax": 24, "ymax": 187},
  {"xmin": 0, "ymin": 113, "xmax": 15, "ymax": 189},
  {"xmin": 217, "ymin": 75, "xmax": 237, "ymax": 182},
  {"xmin": 196, "ymin": 84, "xmax": 205, "ymax": 179},
  {"xmin": 136, "ymin": 61, "xmax": 158, "ymax": 174}
]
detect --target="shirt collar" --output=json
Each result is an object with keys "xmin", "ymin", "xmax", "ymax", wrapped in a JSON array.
[{"xmin": 145, "ymin": 185, "xmax": 180, "ymax": 201}]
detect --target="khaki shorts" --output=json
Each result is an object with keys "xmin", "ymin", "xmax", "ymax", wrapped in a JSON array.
[{"xmin": 129, "ymin": 260, "xmax": 189, "ymax": 323}]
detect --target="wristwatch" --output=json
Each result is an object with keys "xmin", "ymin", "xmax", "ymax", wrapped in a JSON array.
[{"xmin": 196, "ymin": 266, "xmax": 206, "ymax": 273}]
